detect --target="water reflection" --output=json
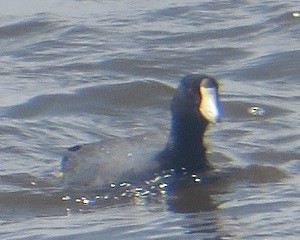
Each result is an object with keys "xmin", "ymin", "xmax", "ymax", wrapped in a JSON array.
[
  {"xmin": 0, "ymin": 164, "xmax": 287, "ymax": 240},
  {"xmin": 165, "ymin": 178, "xmax": 224, "ymax": 213},
  {"xmin": 161, "ymin": 174, "xmax": 231, "ymax": 239}
]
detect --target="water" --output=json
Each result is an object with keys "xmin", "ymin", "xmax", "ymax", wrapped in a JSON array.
[{"xmin": 0, "ymin": 0, "xmax": 299, "ymax": 239}]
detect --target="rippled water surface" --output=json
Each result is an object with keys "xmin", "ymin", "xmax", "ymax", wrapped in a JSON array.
[{"xmin": 0, "ymin": 0, "xmax": 299, "ymax": 239}]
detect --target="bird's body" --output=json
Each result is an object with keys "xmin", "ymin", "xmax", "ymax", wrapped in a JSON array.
[
  {"xmin": 61, "ymin": 136, "xmax": 163, "ymax": 187},
  {"xmin": 61, "ymin": 74, "xmax": 222, "ymax": 188}
]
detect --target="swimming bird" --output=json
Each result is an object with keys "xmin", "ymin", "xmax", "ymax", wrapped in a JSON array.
[{"xmin": 61, "ymin": 74, "xmax": 222, "ymax": 188}]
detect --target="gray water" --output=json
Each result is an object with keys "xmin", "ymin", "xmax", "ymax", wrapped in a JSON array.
[{"xmin": 0, "ymin": 0, "xmax": 299, "ymax": 239}]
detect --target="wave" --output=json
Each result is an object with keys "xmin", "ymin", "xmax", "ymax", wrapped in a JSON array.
[{"xmin": 3, "ymin": 80, "xmax": 173, "ymax": 119}]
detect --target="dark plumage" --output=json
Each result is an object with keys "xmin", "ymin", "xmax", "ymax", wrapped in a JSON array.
[
  {"xmin": 61, "ymin": 74, "xmax": 222, "ymax": 187},
  {"xmin": 157, "ymin": 75, "xmax": 221, "ymax": 173}
]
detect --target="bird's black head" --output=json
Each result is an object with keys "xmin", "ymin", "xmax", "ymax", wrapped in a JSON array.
[
  {"xmin": 171, "ymin": 74, "xmax": 222, "ymax": 125},
  {"xmin": 161, "ymin": 74, "xmax": 222, "ymax": 172}
]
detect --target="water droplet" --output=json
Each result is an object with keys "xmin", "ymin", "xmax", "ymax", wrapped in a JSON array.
[
  {"xmin": 141, "ymin": 190, "xmax": 150, "ymax": 196},
  {"xmin": 152, "ymin": 176, "xmax": 162, "ymax": 182},
  {"xmin": 159, "ymin": 183, "xmax": 168, "ymax": 189},
  {"xmin": 62, "ymin": 196, "xmax": 71, "ymax": 201},
  {"xmin": 194, "ymin": 178, "xmax": 202, "ymax": 183},
  {"xmin": 120, "ymin": 182, "xmax": 127, "ymax": 187},
  {"xmin": 248, "ymin": 106, "xmax": 265, "ymax": 116},
  {"xmin": 134, "ymin": 192, "xmax": 140, "ymax": 197}
]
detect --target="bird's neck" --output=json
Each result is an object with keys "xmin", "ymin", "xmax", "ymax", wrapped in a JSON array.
[
  {"xmin": 170, "ymin": 114, "xmax": 207, "ymax": 149},
  {"xmin": 165, "ymin": 113, "xmax": 210, "ymax": 172}
]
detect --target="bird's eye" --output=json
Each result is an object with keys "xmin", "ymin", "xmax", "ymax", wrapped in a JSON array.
[{"xmin": 186, "ymin": 88, "xmax": 198, "ymax": 97}]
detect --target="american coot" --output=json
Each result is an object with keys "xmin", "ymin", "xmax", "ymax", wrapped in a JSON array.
[{"xmin": 61, "ymin": 74, "xmax": 222, "ymax": 188}]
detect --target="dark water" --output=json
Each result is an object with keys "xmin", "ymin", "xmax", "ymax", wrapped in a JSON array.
[{"xmin": 0, "ymin": 0, "xmax": 299, "ymax": 239}]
